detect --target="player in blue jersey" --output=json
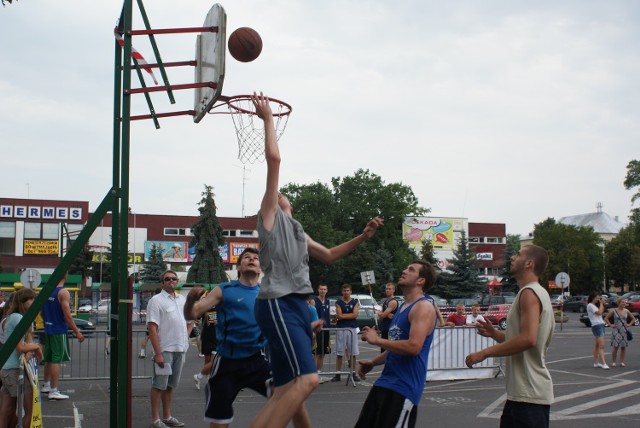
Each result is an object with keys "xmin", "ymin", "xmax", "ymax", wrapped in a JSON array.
[{"xmin": 356, "ymin": 260, "xmax": 438, "ymax": 428}]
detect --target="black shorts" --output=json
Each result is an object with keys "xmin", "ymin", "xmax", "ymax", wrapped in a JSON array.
[
  {"xmin": 204, "ymin": 352, "xmax": 272, "ymax": 424},
  {"xmin": 355, "ymin": 386, "xmax": 417, "ymax": 428},
  {"xmin": 200, "ymin": 323, "xmax": 218, "ymax": 355},
  {"xmin": 313, "ymin": 330, "xmax": 331, "ymax": 355}
]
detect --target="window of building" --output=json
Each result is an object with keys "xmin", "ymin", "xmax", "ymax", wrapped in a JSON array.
[
  {"xmin": 24, "ymin": 222, "xmax": 59, "ymax": 239},
  {"xmin": 164, "ymin": 228, "xmax": 190, "ymax": 236},
  {"xmin": 239, "ymin": 230, "xmax": 255, "ymax": 237},
  {"xmin": 223, "ymin": 230, "xmax": 237, "ymax": 237},
  {"xmin": 469, "ymin": 237, "xmax": 479, "ymax": 243},
  {"xmin": 0, "ymin": 221, "xmax": 16, "ymax": 256}
]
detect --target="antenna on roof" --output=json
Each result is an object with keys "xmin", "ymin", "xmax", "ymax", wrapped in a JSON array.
[{"xmin": 596, "ymin": 202, "xmax": 603, "ymax": 213}]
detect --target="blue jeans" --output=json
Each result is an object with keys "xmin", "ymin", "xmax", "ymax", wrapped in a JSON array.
[{"xmin": 500, "ymin": 400, "xmax": 550, "ymax": 428}]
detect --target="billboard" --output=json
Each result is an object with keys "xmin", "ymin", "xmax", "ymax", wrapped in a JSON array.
[
  {"xmin": 187, "ymin": 243, "xmax": 229, "ymax": 263},
  {"xmin": 229, "ymin": 242, "xmax": 259, "ymax": 264},
  {"xmin": 144, "ymin": 241, "xmax": 188, "ymax": 262},
  {"xmin": 403, "ymin": 216, "xmax": 468, "ymax": 271},
  {"xmin": 24, "ymin": 239, "xmax": 59, "ymax": 255}
]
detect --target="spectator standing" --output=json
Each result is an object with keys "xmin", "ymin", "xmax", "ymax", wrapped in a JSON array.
[
  {"xmin": 333, "ymin": 284, "xmax": 360, "ymax": 383},
  {"xmin": 42, "ymin": 272, "xmax": 84, "ymax": 400},
  {"xmin": 587, "ymin": 292, "xmax": 609, "ymax": 369},
  {"xmin": 446, "ymin": 304, "xmax": 467, "ymax": 327},
  {"xmin": 147, "ymin": 270, "xmax": 193, "ymax": 428},
  {"xmin": 311, "ymin": 284, "xmax": 331, "ymax": 372},
  {"xmin": 0, "ymin": 288, "xmax": 43, "ymax": 428},
  {"xmin": 465, "ymin": 303, "xmax": 485, "ymax": 326},
  {"xmin": 192, "ymin": 303, "xmax": 218, "ymax": 391},
  {"xmin": 355, "ymin": 261, "xmax": 438, "ymax": 428},
  {"xmin": 378, "ymin": 282, "xmax": 399, "ymax": 352},
  {"xmin": 465, "ymin": 245, "xmax": 555, "ymax": 427},
  {"xmin": 604, "ymin": 297, "xmax": 636, "ymax": 367}
]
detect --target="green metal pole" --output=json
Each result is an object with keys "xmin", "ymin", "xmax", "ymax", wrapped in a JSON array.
[
  {"xmin": 119, "ymin": 0, "xmax": 134, "ymax": 426},
  {"xmin": 110, "ymin": 6, "xmax": 124, "ymax": 426}
]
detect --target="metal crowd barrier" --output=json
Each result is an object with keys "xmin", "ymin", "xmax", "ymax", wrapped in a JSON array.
[
  {"xmin": 50, "ymin": 329, "xmax": 152, "ymax": 380},
  {"xmin": 316, "ymin": 327, "xmax": 358, "ymax": 387}
]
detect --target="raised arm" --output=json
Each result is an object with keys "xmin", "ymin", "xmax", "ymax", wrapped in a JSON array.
[
  {"xmin": 307, "ymin": 217, "xmax": 384, "ymax": 265},
  {"xmin": 184, "ymin": 286, "xmax": 222, "ymax": 321},
  {"xmin": 253, "ymin": 92, "xmax": 279, "ymax": 232},
  {"xmin": 58, "ymin": 288, "xmax": 84, "ymax": 343}
]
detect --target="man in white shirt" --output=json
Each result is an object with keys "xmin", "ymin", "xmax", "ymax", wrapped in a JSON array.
[{"xmin": 146, "ymin": 270, "xmax": 193, "ymax": 428}]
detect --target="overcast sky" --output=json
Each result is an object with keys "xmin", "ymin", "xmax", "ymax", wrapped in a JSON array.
[{"xmin": 1, "ymin": 0, "xmax": 638, "ymax": 236}]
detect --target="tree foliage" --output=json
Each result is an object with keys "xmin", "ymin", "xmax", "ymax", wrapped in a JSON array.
[
  {"xmin": 499, "ymin": 234, "xmax": 520, "ymax": 293},
  {"xmin": 532, "ymin": 218, "xmax": 604, "ymax": 294},
  {"xmin": 435, "ymin": 231, "xmax": 484, "ymax": 298},
  {"xmin": 606, "ymin": 224, "xmax": 640, "ymax": 293},
  {"xmin": 140, "ymin": 244, "xmax": 167, "ymax": 283},
  {"xmin": 69, "ymin": 243, "xmax": 94, "ymax": 282},
  {"xmin": 187, "ymin": 185, "xmax": 227, "ymax": 285},
  {"xmin": 624, "ymin": 159, "xmax": 640, "ymax": 224},
  {"xmin": 281, "ymin": 169, "xmax": 426, "ymax": 296}
]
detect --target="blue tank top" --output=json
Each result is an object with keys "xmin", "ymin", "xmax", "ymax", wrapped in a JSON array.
[
  {"xmin": 216, "ymin": 280, "xmax": 267, "ymax": 358},
  {"xmin": 380, "ymin": 297, "xmax": 399, "ymax": 332},
  {"xmin": 336, "ymin": 298, "xmax": 359, "ymax": 328},
  {"xmin": 312, "ymin": 296, "xmax": 331, "ymax": 325},
  {"xmin": 375, "ymin": 297, "xmax": 435, "ymax": 405},
  {"xmin": 43, "ymin": 287, "xmax": 68, "ymax": 335}
]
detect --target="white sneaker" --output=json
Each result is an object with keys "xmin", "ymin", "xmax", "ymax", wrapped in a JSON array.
[
  {"xmin": 594, "ymin": 363, "xmax": 602, "ymax": 368},
  {"xmin": 49, "ymin": 390, "xmax": 69, "ymax": 400},
  {"xmin": 41, "ymin": 384, "xmax": 51, "ymax": 393},
  {"xmin": 601, "ymin": 364, "xmax": 610, "ymax": 369},
  {"xmin": 193, "ymin": 373, "xmax": 202, "ymax": 390},
  {"xmin": 139, "ymin": 349, "xmax": 146, "ymax": 359}
]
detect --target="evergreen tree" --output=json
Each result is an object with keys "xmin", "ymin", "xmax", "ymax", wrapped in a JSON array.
[
  {"xmin": 69, "ymin": 242, "xmax": 94, "ymax": 286},
  {"xmin": 140, "ymin": 244, "xmax": 167, "ymax": 284},
  {"xmin": 419, "ymin": 239, "xmax": 438, "ymax": 265},
  {"xmin": 500, "ymin": 234, "xmax": 520, "ymax": 294},
  {"xmin": 92, "ymin": 239, "xmax": 112, "ymax": 283},
  {"xmin": 437, "ymin": 231, "xmax": 484, "ymax": 298},
  {"xmin": 187, "ymin": 185, "xmax": 227, "ymax": 284}
]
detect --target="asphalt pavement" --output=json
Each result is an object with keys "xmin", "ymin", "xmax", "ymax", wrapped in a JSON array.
[{"xmin": 39, "ymin": 320, "xmax": 640, "ymax": 427}]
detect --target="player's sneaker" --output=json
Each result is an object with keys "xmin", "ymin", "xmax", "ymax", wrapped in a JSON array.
[
  {"xmin": 41, "ymin": 383, "xmax": 51, "ymax": 393},
  {"xmin": 161, "ymin": 417, "xmax": 185, "ymax": 427},
  {"xmin": 193, "ymin": 373, "xmax": 202, "ymax": 390},
  {"xmin": 49, "ymin": 390, "xmax": 69, "ymax": 400}
]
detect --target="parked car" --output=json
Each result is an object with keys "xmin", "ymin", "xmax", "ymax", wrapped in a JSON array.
[
  {"xmin": 483, "ymin": 304, "xmax": 512, "ymax": 330},
  {"xmin": 562, "ymin": 295, "xmax": 589, "ymax": 313},
  {"xmin": 328, "ymin": 294, "xmax": 382, "ymax": 325},
  {"xmin": 625, "ymin": 295, "xmax": 640, "ymax": 312},
  {"xmin": 428, "ymin": 294, "xmax": 448, "ymax": 307},
  {"xmin": 70, "ymin": 317, "xmax": 96, "ymax": 337},
  {"xmin": 478, "ymin": 295, "xmax": 514, "ymax": 312},
  {"xmin": 449, "ymin": 297, "xmax": 477, "ymax": 308}
]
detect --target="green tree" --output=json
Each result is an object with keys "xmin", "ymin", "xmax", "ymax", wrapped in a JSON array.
[
  {"xmin": 532, "ymin": 218, "xmax": 603, "ymax": 294},
  {"xmin": 187, "ymin": 185, "xmax": 227, "ymax": 284},
  {"xmin": 92, "ymin": 239, "xmax": 112, "ymax": 284},
  {"xmin": 606, "ymin": 224, "xmax": 640, "ymax": 293},
  {"xmin": 140, "ymin": 244, "xmax": 167, "ymax": 284},
  {"xmin": 624, "ymin": 159, "xmax": 640, "ymax": 224},
  {"xmin": 500, "ymin": 234, "xmax": 520, "ymax": 293},
  {"xmin": 436, "ymin": 231, "xmax": 484, "ymax": 298},
  {"xmin": 419, "ymin": 239, "xmax": 438, "ymax": 266},
  {"xmin": 69, "ymin": 243, "xmax": 94, "ymax": 286},
  {"xmin": 281, "ymin": 169, "xmax": 427, "ymax": 292}
]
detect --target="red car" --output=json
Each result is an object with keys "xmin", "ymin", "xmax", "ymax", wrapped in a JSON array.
[
  {"xmin": 483, "ymin": 304, "xmax": 512, "ymax": 330},
  {"xmin": 625, "ymin": 295, "xmax": 640, "ymax": 311}
]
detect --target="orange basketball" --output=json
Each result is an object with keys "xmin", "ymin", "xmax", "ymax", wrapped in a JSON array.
[{"xmin": 228, "ymin": 27, "xmax": 263, "ymax": 63}]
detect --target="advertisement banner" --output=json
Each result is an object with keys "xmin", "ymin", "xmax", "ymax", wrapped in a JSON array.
[
  {"xmin": 402, "ymin": 216, "xmax": 468, "ymax": 252},
  {"xmin": 477, "ymin": 252, "xmax": 493, "ymax": 261},
  {"xmin": 187, "ymin": 243, "xmax": 229, "ymax": 263},
  {"xmin": 229, "ymin": 242, "xmax": 259, "ymax": 264},
  {"xmin": 92, "ymin": 254, "xmax": 142, "ymax": 264},
  {"xmin": 144, "ymin": 241, "xmax": 188, "ymax": 262},
  {"xmin": 24, "ymin": 239, "xmax": 59, "ymax": 255}
]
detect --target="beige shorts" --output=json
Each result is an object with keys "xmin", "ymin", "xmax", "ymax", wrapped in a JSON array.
[{"xmin": 0, "ymin": 368, "xmax": 33, "ymax": 398}]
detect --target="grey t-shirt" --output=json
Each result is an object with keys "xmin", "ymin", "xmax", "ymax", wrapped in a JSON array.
[{"xmin": 257, "ymin": 206, "xmax": 313, "ymax": 299}]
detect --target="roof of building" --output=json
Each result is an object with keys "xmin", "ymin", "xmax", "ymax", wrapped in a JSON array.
[{"xmin": 558, "ymin": 211, "xmax": 626, "ymax": 234}]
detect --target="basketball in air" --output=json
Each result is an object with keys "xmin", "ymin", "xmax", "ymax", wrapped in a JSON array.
[{"xmin": 228, "ymin": 27, "xmax": 263, "ymax": 62}]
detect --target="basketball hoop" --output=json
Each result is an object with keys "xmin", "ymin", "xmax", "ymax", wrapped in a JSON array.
[{"xmin": 208, "ymin": 95, "xmax": 292, "ymax": 164}]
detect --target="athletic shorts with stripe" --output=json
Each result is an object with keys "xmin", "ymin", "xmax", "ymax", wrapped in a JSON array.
[
  {"xmin": 355, "ymin": 386, "xmax": 417, "ymax": 428},
  {"xmin": 204, "ymin": 352, "xmax": 272, "ymax": 424},
  {"xmin": 255, "ymin": 294, "xmax": 317, "ymax": 386},
  {"xmin": 43, "ymin": 333, "xmax": 71, "ymax": 364}
]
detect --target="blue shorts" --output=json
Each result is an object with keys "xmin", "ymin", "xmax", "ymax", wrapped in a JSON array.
[
  {"xmin": 255, "ymin": 294, "xmax": 316, "ymax": 386},
  {"xmin": 591, "ymin": 324, "xmax": 605, "ymax": 337}
]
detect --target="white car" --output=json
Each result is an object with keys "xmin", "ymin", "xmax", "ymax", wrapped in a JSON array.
[{"xmin": 328, "ymin": 293, "xmax": 382, "ymax": 317}]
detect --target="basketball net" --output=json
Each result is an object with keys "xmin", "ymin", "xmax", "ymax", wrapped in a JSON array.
[{"xmin": 210, "ymin": 95, "xmax": 292, "ymax": 164}]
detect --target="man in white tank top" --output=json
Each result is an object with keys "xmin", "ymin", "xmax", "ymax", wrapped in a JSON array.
[{"xmin": 465, "ymin": 244, "xmax": 554, "ymax": 427}]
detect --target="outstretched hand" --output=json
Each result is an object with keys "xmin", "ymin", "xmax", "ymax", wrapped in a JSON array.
[
  {"xmin": 251, "ymin": 91, "xmax": 273, "ymax": 120},
  {"xmin": 362, "ymin": 217, "xmax": 384, "ymax": 239},
  {"xmin": 475, "ymin": 318, "xmax": 496, "ymax": 338}
]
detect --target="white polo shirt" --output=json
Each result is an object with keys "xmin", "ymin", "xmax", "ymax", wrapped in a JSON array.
[{"xmin": 146, "ymin": 290, "xmax": 190, "ymax": 353}]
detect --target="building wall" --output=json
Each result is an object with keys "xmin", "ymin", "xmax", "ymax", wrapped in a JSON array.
[{"xmin": 468, "ymin": 222, "xmax": 507, "ymax": 276}]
